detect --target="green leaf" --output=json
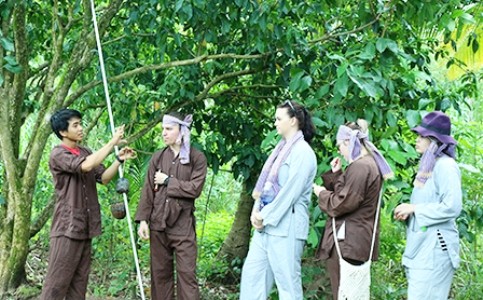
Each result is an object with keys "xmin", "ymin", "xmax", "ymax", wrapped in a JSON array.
[
  {"xmin": 0, "ymin": 37, "xmax": 14, "ymax": 51},
  {"xmin": 358, "ymin": 43, "xmax": 376, "ymax": 60},
  {"xmin": 386, "ymin": 111, "xmax": 397, "ymax": 127},
  {"xmin": 315, "ymin": 84, "xmax": 330, "ymax": 99},
  {"xmin": 181, "ymin": 4, "xmax": 193, "ymax": 20},
  {"xmin": 314, "ymin": 219, "xmax": 326, "ymax": 227},
  {"xmin": 376, "ymin": 38, "xmax": 389, "ymax": 53},
  {"xmin": 0, "ymin": 73, "xmax": 3, "ymax": 86},
  {"xmin": 4, "ymin": 55, "xmax": 22, "ymax": 73},
  {"xmin": 4, "ymin": 64, "xmax": 22, "ymax": 73},
  {"xmin": 234, "ymin": 0, "xmax": 245, "ymax": 7},
  {"xmin": 4, "ymin": 55, "xmax": 17, "ymax": 65},
  {"xmin": 289, "ymin": 70, "xmax": 304, "ymax": 92},
  {"xmin": 391, "ymin": 180, "xmax": 411, "ymax": 189},
  {"xmin": 312, "ymin": 117, "xmax": 328, "ymax": 128},
  {"xmin": 334, "ymin": 73, "xmax": 348, "ymax": 97},
  {"xmin": 261, "ymin": 130, "xmax": 279, "ymax": 150},
  {"xmin": 445, "ymin": 19, "xmax": 456, "ymax": 31},
  {"xmin": 472, "ymin": 39, "xmax": 479, "ymax": 54},
  {"xmin": 307, "ymin": 228, "xmax": 319, "ymax": 248},
  {"xmin": 336, "ymin": 63, "xmax": 347, "ymax": 78},
  {"xmin": 347, "ymin": 71, "xmax": 381, "ymax": 98},
  {"xmin": 459, "ymin": 13, "xmax": 476, "ymax": 25},
  {"xmin": 221, "ymin": 19, "xmax": 231, "ymax": 34},
  {"xmin": 327, "ymin": 53, "xmax": 346, "ymax": 61},
  {"xmin": 380, "ymin": 139, "xmax": 398, "ymax": 151},
  {"xmin": 376, "ymin": 38, "xmax": 398, "ymax": 54},
  {"xmin": 387, "ymin": 40, "xmax": 399, "ymax": 53},
  {"xmin": 299, "ymin": 75, "xmax": 312, "ymax": 92},
  {"xmin": 418, "ymin": 98, "xmax": 432, "ymax": 110},
  {"xmin": 400, "ymin": 141, "xmax": 418, "ymax": 158},
  {"xmin": 0, "ymin": 194, "xmax": 5, "ymax": 205},
  {"xmin": 440, "ymin": 98, "xmax": 451, "ymax": 111},
  {"xmin": 388, "ymin": 150, "xmax": 407, "ymax": 165},
  {"xmin": 406, "ymin": 110, "xmax": 421, "ymax": 128},
  {"xmin": 175, "ymin": 0, "xmax": 184, "ymax": 12}
]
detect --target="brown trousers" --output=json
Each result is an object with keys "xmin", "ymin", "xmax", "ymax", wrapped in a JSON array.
[
  {"xmin": 40, "ymin": 236, "xmax": 92, "ymax": 300},
  {"xmin": 326, "ymin": 246, "xmax": 364, "ymax": 300},
  {"xmin": 150, "ymin": 230, "xmax": 199, "ymax": 300}
]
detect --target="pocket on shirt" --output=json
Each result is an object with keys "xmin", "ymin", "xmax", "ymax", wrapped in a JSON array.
[
  {"xmin": 403, "ymin": 231, "xmax": 427, "ymax": 259},
  {"xmin": 294, "ymin": 207, "xmax": 309, "ymax": 240},
  {"xmin": 68, "ymin": 206, "xmax": 88, "ymax": 234},
  {"xmin": 165, "ymin": 199, "xmax": 183, "ymax": 227}
]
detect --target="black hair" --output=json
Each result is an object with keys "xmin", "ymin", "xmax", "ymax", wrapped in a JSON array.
[
  {"xmin": 277, "ymin": 100, "xmax": 316, "ymax": 144},
  {"xmin": 166, "ymin": 111, "xmax": 185, "ymax": 121},
  {"xmin": 50, "ymin": 109, "xmax": 82, "ymax": 140}
]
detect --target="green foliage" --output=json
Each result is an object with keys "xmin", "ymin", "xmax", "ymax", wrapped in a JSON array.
[
  {"xmin": 197, "ymin": 211, "xmax": 238, "ymax": 282},
  {"xmin": 1, "ymin": 0, "xmax": 482, "ymax": 297},
  {"xmin": 371, "ymin": 207, "xmax": 407, "ymax": 299}
]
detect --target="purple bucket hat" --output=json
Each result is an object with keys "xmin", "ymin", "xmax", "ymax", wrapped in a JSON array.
[{"xmin": 411, "ymin": 111, "xmax": 457, "ymax": 145}]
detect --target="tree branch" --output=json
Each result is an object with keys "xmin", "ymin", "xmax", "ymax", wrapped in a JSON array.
[
  {"xmin": 27, "ymin": 62, "xmax": 49, "ymax": 80},
  {"xmin": 125, "ymin": 113, "xmax": 164, "ymax": 145},
  {"xmin": 29, "ymin": 195, "xmax": 55, "ymax": 238},
  {"xmin": 208, "ymin": 84, "xmax": 280, "ymax": 98},
  {"xmin": 83, "ymin": 108, "xmax": 105, "ymax": 138},
  {"xmin": 309, "ymin": 13, "xmax": 383, "ymax": 44},
  {"xmin": 11, "ymin": 2, "xmax": 29, "ymax": 159},
  {"xmin": 22, "ymin": 0, "xmax": 123, "ymax": 179},
  {"xmin": 195, "ymin": 68, "xmax": 259, "ymax": 101},
  {"xmin": 64, "ymin": 53, "xmax": 268, "ymax": 107}
]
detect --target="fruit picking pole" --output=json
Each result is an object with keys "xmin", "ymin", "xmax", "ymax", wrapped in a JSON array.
[{"xmin": 89, "ymin": 1, "xmax": 145, "ymax": 298}]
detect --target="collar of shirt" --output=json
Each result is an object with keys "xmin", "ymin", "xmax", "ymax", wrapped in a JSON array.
[{"xmin": 61, "ymin": 144, "xmax": 81, "ymax": 156}]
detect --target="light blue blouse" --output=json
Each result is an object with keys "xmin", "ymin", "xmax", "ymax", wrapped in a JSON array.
[
  {"xmin": 402, "ymin": 155, "xmax": 462, "ymax": 270},
  {"xmin": 259, "ymin": 140, "xmax": 317, "ymax": 240}
]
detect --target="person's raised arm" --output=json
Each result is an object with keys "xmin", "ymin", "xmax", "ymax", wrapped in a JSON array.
[{"xmin": 81, "ymin": 125, "xmax": 125, "ymax": 172}]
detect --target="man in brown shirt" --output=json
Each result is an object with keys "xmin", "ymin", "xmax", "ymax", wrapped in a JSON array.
[
  {"xmin": 136, "ymin": 112, "xmax": 207, "ymax": 300},
  {"xmin": 40, "ymin": 109, "xmax": 135, "ymax": 300}
]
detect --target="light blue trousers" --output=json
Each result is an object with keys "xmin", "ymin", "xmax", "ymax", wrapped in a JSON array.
[
  {"xmin": 240, "ymin": 227, "xmax": 305, "ymax": 300},
  {"xmin": 405, "ymin": 246, "xmax": 456, "ymax": 300}
]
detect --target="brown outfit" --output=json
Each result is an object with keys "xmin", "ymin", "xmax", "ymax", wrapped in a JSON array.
[
  {"xmin": 135, "ymin": 147, "xmax": 207, "ymax": 300},
  {"xmin": 316, "ymin": 155, "xmax": 382, "ymax": 300},
  {"xmin": 41, "ymin": 145, "xmax": 106, "ymax": 300}
]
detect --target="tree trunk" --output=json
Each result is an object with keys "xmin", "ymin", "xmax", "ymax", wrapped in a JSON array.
[
  {"xmin": 0, "ymin": 191, "xmax": 32, "ymax": 294},
  {"xmin": 0, "ymin": 0, "xmax": 125, "ymax": 294},
  {"xmin": 217, "ymin": 182, "xmax": 254, "ymax": 262}
]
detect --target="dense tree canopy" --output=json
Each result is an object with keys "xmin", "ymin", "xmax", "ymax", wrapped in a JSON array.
[{"xmin": 0, "ymin": 0, "xmax": 481, "ymax": 297}]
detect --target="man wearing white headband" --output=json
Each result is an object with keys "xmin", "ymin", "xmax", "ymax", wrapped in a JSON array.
[{"xmin": 135, "ymin": 112, "xmax": 207, "ymax": 300}]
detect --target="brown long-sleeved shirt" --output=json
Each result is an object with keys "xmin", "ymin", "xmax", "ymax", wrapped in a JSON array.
[
  {"xmin": 135, "ymin": 147, "xmax": 207, "ymax": 235},
  {"xmin": 49, "ymin": 145, "xmax": 106, "ymax": 240},
  {"xmin": 317, "ymin": 155, "xmax": 383, "ymax": 262}
]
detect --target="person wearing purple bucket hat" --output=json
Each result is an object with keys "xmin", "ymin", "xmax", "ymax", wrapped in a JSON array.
[{"xmin": 394, "ymin": 111, "xmax": 462, "ymax": 300}]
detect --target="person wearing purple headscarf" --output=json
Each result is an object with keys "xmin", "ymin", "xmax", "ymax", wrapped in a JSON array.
[
  {"xmin": 394, "ymin": 111, "xmax": 462, "ymax": 300},
  {"xmin": 135, "ymin": 112, "xmax": 207, "ymax": 300},
  {"xmin": 313, "ymin": 119, "xmax": 393, "ymax": 300},
  {"xmin": 240, "ymin": 100, "xmax": 317, "ymax": 300}
]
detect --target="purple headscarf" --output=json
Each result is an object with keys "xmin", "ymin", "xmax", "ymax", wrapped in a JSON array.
[
  {"xmin": 254, "ymin": 130, "xmax": 304, "ymax": 209},
  {"xmin": 163, "ymin": 114, "xmax": 193, "ymax": 164},
  {"xmin": 414, "ymin": 139, "xmax": 456, "ymax": 187},
  {"xmin": 336, "ymin": 125, "xmax": 394, "ymax": 180}
]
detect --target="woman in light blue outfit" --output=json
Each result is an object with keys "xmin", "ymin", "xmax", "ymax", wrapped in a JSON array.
[
  {"xmin": 240, "ymin": 100, "xmax": 317, "ymax": 300},
  {"xmin": 394, "ymin": 111, "xmax": 462, "ymax": 300}
]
